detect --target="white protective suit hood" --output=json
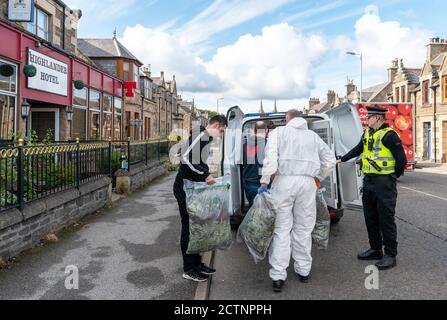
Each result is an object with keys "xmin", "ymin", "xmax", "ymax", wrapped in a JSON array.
[{"xmin": 287, "ymin": 117, "xmax": 308, "ymax": 130}]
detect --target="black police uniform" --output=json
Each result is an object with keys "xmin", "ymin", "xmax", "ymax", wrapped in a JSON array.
[
  {"xmin": 341, "ymin": 107, "xmax": 407, "ymax": 259},
  {"xmin": 173, "ymin": 126, "xmax": 213, "ymax": 273}
]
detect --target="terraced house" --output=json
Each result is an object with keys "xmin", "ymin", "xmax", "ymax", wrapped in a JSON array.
[
  {"xmin": 0, "ymin": 0, "xmax": 125, "ymax": 142},
  {"xmin": 414, "ymin": 38, "xmax": 447, "ymax": 163}
]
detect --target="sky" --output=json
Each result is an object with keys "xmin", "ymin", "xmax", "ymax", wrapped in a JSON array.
[{"xmin": 65, "ymin": 0, "xmax": 445, "ymax": 114}]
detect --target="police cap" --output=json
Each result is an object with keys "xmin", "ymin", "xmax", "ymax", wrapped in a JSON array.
[{"xmin": 366, "ymin": 106, "xmax": 388, "ymax": 116}]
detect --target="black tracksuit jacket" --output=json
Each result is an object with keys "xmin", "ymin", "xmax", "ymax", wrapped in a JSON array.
[{"xmin": 174, "ymin": 126, "xmax": 213, "ymax": 198}]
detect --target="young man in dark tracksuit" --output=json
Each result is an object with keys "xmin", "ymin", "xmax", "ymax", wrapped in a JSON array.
[{"xmin": 173, "ymin": 115, "xmax": 228, "ymax": 282}]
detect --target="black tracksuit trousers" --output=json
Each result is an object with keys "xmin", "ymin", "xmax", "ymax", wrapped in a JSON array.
[
  {"xmin": 173, "ymin": 178, "xmax": 202, "ymax": 272},
  {"xmin": 362, "ymin": 174, "xmax": 398, "ymax": 257}
]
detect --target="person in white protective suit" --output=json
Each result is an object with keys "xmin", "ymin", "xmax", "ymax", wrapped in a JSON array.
[{"xmin": 258, "ymin": 109, "xmax": 336, "ymax": 293}]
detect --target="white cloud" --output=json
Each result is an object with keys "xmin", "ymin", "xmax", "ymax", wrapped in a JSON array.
[
  {"xmin": 334, "ymin": 6, "xmax": 432, "ymax": 69},
  {"xmin": 120, "ymin": 23, "xmax": 327, "ymax": 102},
  {"xmin": 175, "ymin": 0, "xmax": 292, "ymax": 46},
  {"xmin": 119, "ymin": 25, "xmax": 224, "ymax": 93},
  {"xmin": 206, "ymin": 23, "xmax": 327, "ymax": 100}
]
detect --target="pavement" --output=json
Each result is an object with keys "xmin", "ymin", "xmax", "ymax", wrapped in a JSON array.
[
  {"xmin": 209, "ymin": 171, "xmax": 447, "ymax": 300},
  {"xmin": 0, "ymin": 173, "xmax": 196, "ymax": 300}
]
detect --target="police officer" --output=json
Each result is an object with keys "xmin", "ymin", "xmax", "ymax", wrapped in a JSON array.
[{"xmin": 337, "ymin": 106, "xmax": 407, "ymax": 270}]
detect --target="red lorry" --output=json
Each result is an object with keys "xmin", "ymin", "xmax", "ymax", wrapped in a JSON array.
[{"xmin": 355, "ymin": 103, "xmax": 415, "ymax": 170}]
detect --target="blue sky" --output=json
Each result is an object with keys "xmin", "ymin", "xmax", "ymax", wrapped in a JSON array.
[{"xmin": 66, "ymin": 0, "xmax": 446, "ymax": 113}]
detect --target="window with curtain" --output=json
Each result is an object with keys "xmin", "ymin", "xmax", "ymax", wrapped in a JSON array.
[
  {"xmin": 134, "ymin": 64, "xmax": 139, "ymax": 83},
  {"xmin": 0, "ymin": 60, "xmax": 17, "ymax": 139},
  {"xmin": 123, "ymin": 62, "xmax": 130, "ymax": 81},
  {"xmin": 114, "ymin": 97, "xmax": 122, "ymax": 140},
  {"xmin": 89, "ymin": 90, "xmax": 101, "ymax": 139},
  {"xmin": 72, "ymin": 86, "xmax": 88, "ymax": 140}
]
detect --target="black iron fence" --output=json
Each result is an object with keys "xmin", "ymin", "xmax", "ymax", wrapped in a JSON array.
[
  {"xmin": 0, "ymin": 139, "xmax": 173, "ymax": 212},
  {"xmin": 112, "ymin": 139, "xmax": 172, "ymax": 171},
  {"xmin": 0, "ymin": 140, "xmax": 111, "ymax": 212}
]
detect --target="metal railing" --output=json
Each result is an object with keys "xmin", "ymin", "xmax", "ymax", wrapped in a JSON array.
[
  {"xmin": 0, "ymin": 140, "xmax": 111, "ymax": 212},
  {"xmin": 112, "ymin": 139, "xmax": 172, "ymax": 171},
  {"xmin": 0, "ymin": 138, "xmax": 173, "ymax": 212}
]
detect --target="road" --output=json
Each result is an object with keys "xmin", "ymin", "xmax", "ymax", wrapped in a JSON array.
[
  {"xmin": 0, "ymin": 173, "xmax": 196, "ymax": 300},
  {"xmin": 0, "ymin": 170, "xmax": 445, "ymax": 300},
  {"xmin": 209, "ymin": 171, "xmax": 447, "ymax": 300}
]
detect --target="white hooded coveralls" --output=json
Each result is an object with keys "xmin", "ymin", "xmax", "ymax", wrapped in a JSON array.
[{"xmin": 261, "ymin": 117, "xmax": 336, "ymax": 280}]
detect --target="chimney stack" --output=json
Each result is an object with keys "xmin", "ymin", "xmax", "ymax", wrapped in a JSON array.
[
  {"xmin": 309, "ymin": 98, "xmax": 320, "ymax": 109},
  {"xmin": 346, "ymin": 79, "xmax": 356, "ymax": 97},
  {"xmin": 388, "ymin": 58, "xmax": 398, "ymax": 82},
  {"xmin": 327, "ymin": 90, "xmax": 336, "ymax": 105},
  {"xmin": 426, "ymin": 37, "xmax": 447, "ymax": 62}
]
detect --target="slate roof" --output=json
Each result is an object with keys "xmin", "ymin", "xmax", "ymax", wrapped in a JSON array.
[{"xmin": 78, "ymin": 38, "xmax": 142, "ymax": 64}]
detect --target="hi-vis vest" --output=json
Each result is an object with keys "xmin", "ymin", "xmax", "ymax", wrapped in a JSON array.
[{"xmin": 362, "ymin": 127, "xmax": 396, "ymax": 175}]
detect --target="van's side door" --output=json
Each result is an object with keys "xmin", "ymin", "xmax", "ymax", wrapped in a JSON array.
[{"xmin": 326, "ymin": 104, "xmax": 364, "ymax": 210}]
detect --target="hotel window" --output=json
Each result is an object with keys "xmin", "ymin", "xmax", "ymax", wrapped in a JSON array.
[
  {"xmin": 0, "ymin": 60, "xmax": 17, "ymax": 139},
  {"xmin": 422, "ymin": 80, "xmax": 430, "ymax": 105},
  {"xmin": 89, "ymin": 90, "xmax": 101, "ymax": 140},
  {"xmin": 443, "ymin": 75, "xmax": 447, "ymax": 103},
  {"xmin": 102, "ymin": 94, "xmax": 113, "ymax": 140},
  {"xmin": 114, "ymin": 98, "xmax": 122, "ymax": 141},
  {"xmin": 123, "ymin": 62, "xmax": 130, "ymax": 81},
  {"xmin": 26, "ymin": 8, "xmax": 49, "ymax": 41},
  {"xmin": 72, "ymin": 86, "xmax": 88, "ymax": 140}
]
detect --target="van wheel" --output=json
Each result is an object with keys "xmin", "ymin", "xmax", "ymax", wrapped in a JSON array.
[
  {"xmin": 330, "ymin": 217, "xmax": 341, "ymax": 225},
  {"xmin": 230, "ymin": 215, "xmax": 243, "ymax": 230}
]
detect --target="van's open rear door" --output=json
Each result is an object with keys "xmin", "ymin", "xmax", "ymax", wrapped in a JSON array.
[
  {"xmin": 326, "ymin": 103, "xmax": 364, "ymax": 210},
  {"xmin": 308, "ymin": 117, "xmax": 338, "ymax": 210}
]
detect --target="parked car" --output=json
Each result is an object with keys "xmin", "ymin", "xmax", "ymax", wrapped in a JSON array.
[{"xmin": 221, "ymin": 103, "xmax": 364, "ymax": 227}]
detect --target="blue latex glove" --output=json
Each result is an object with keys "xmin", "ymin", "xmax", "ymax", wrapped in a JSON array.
[{"xmin": 258, "ymin": 186, "xmax": 269, "ymax": 194}]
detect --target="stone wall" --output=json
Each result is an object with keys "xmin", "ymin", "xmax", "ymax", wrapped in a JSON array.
[
  {"xmin": 115, "ymin": 161, "xmax": 167, "ymax": 194},
  {"xmin": 0, "ymin": 177, "xmax": 112, "ymax": 261}
]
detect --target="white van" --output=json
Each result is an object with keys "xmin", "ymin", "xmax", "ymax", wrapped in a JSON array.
[{"xmin": 221, "ymin": 103, "xmax": 364, "ymax": 226}]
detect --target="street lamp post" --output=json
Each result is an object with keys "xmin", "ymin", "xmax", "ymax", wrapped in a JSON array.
[
  {"xmin": 217, "ymin": 98, "xmax": 224, "ymax": 114},
  {"xmin": 346, "ymin": 51, "xmax": 363, "ymax": 103}
]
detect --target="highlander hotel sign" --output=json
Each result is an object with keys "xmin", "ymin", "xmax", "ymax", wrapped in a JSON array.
[{"xmin": 27, "ymin": 49, "xmax": 69, "ymax": 96}]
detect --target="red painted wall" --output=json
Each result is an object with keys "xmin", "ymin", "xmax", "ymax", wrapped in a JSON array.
[{"xmin": 0, "ymin": 21, "xmax": 123, "ymax": 106}]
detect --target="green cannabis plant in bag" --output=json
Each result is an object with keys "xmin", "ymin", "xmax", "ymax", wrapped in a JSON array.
[
  {"xmin": 184, "ymin": 176, "xmax": 232, "ymax": 254},
  {"xmin": 238, "ymin": 193, "xmax": 277, "ymax": 264},
  {"xmin": 312, "ymin": 188, "xmax": 331, "ymax": 250}
]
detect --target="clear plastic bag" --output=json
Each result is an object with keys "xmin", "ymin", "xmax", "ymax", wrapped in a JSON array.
[
  {"xmin": 237, "ymin": 193, "xmax": 277, "ymax": 264},
  {"xmin": 312, "ymin": 188, "xmax": 331, "ymax": 250},
  {"xmin": 184, "ymin": 176, "xmax": 232, "ymax": 254}
]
